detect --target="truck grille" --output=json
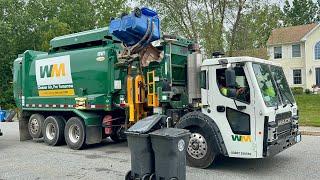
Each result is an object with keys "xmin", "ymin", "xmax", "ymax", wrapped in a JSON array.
[{"xmin": 276, "ymin": 112, "xmax": 292, "ymax": 138}]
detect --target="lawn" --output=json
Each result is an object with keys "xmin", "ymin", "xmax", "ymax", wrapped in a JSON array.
[{"xmin": 295, "ymin": 94, "xmax": 320, "ymax": 127}]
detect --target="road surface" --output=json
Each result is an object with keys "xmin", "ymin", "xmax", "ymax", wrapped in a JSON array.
[{"xmin": 0, "ymin": 122, "xmax": 319, "ymax": 180}]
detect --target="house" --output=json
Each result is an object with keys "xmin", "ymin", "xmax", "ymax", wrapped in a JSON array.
[{"xmin": 267, "ymin": 23, "xmax": 320, "ymax": 90}]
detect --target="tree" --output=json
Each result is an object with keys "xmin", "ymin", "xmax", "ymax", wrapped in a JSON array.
[
  {"xmin": 0, "ymin": 0, "xmax": 129, "ymax": 108},
  {"xmin": 228, "ymin": 3, "xmax": 284, "ymax": 52},
  {"xmin": 228, "ymin": 0, "xmax": 247, "ymax": 55},
  {"xmin": 283, "ymin": 0, "xmax": 318, "ymax": 26},
  {"xmin": 95, "ymin": 0, "xmax": 130, "ymax": 27},
  {"xmin": 140, "ymin": 0, "xmax": 244, "ymax": 54}
]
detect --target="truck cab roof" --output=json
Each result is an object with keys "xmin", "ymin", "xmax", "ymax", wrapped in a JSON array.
[{"xmin": 202, "ymin": 56, "xmax": 280, "ymax": 67}]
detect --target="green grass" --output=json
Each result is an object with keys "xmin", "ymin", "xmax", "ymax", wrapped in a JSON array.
[{"xmin": 295, "ymin": 94, "xmax": 320, "ymax": 127}]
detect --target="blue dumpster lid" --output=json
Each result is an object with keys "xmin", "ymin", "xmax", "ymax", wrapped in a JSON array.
[
  {"xmin": 126, "ymin": 114, "xmax": 165, "ymax": 134},
  {"xmin": 141, "ymin": 7, "xmax": 158, "ymax": 17},
  {"xmin": 149, "ymin": 128, "xmax": 190, "ymax": 139}
]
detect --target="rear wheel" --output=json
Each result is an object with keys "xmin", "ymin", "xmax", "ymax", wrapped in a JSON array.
[
  {"xmin": 64, "ymin": 117, "xmax": 86, "ymax": 150},
  {"xmin": 28, "ymin": 114, "xmax": 45, "ymax": 138},
  {"xmin": 186, "ymin": 127, "xmax": 216, "ymax": 168},
  {"xmin": 43, "ymin": 116, "xmax": 65, "ymax": 146}
]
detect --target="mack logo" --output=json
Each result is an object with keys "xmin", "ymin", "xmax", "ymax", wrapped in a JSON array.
[
  {"xmin": 278, "ymin": 118, "xmax": 291, "ymax": 126},
  {"xmin": 231, "ymin": 135, "xmax": 252, "ymax": 142},
  {"xmin": 40, "ymin": 63, "xmax": 66, "ymax": 78}
]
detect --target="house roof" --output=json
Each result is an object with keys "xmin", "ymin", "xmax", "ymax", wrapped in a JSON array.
[{"xmin": 267, "ymin": 23, "xmax": 318, "ymax": 45}]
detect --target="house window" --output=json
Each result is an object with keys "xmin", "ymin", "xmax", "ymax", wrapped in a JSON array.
[
  {"xmin": 292, "ymin": 44, "xmax": 301, "ymax": 57},
  {"xmin": 274, "ymin": 46, "xmax": 282, "ymax": 59},
  {"xmin": 315, "ymin": 42, "xmax": 320, "ymax": 60},
  {"xmin": 293, "ymin": 69, "xmax": 302, "ymax": 84}
]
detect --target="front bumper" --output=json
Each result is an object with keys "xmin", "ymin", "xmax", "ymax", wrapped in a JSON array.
[{"xmin": 266, "ymin": 133, "xmax": 301, "ymax": 157}]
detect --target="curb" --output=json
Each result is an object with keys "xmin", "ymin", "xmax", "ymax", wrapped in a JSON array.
[{"xmin": 300, "ymin": 131, "xmax": 320, "ymax": 136}]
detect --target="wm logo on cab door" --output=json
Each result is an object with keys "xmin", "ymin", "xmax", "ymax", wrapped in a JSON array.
[{"xmin": 231, "ymin": 135, "xmax": 252, "ymax": 142}]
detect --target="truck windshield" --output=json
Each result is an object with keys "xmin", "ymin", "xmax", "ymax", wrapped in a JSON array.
[
  {"xmin": 252, "ymin": 63, "xmax": 281, "ymax": 107},
  {"xmin": 270, "ymin": 65, "xmax": 295, "ymax": 104}
]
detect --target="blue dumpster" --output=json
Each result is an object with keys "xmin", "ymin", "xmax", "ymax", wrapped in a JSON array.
[
  {"xmin": 0, "ymin": 110, "xmax": 6, "ymax": 122},
  {"xmin": 109, "ymin": 7, "xmax": 160, "ymax": 46}
]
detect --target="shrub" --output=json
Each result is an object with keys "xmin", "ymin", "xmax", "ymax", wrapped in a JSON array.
[
  {"xmin": 291, "ymin": 87, "xmax": 303, "ymax": 95},
  {"xmin": 305, "ymin": 89, "xmax": 311, "ymax": 94}
]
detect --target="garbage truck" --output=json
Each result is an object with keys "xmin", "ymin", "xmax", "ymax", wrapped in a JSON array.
[{"xmin": 14, "ymin": 7, "xmax": 300, "ymax": 168}]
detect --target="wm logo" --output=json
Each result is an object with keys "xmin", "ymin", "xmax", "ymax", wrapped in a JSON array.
[
  {"xmin": 231, "ymin": 135, "xmax": 252, "ymax": 142},
  {"xmin": 40, "ymin": 63, "xmax": 66, "ymax": 78}
]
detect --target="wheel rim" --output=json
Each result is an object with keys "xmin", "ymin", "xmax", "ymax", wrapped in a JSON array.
[
  {"xmin": 46, "ymin": 123, "xmax": 56, "ymax": 140},
  {"xmin": 188, "ymin": 133, "xmax": 207, "ymax": 159},
  {"xmin": 30, "ymin": 118, "xmax": 39, "ymax": 134},
  {"xmin": 69, "ymin": 124, "xmax": 80, "ymax": 143}
]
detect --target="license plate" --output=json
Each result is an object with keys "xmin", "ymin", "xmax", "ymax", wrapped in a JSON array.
[{"xmin": 295, "ymin": 134, "xmax": 301, "ymax": 143}]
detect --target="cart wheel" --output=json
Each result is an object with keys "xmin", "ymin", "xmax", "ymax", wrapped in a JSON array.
[
  {"xmin": 134, "ymin": 7, "xmax": 142, "ymax": 17},
  {"xmin": 142, "ymin": 174, "xmax": 150, "ymax": 180},
  {"xmin": 125, "ymin": 170, "xmax": 132, "ymax": 180},
  {"xmin": 149, "ymin": 174, "xmax": 155, "ymax": 180}
]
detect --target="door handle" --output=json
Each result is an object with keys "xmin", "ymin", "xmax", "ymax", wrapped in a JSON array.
[
  {"xmin": 217, "ymin": 106, "xmax": 225, "ymax": 112},
  {"xmin": 236, "ymin": 105, "xmax": 246, "ymax": 110}
]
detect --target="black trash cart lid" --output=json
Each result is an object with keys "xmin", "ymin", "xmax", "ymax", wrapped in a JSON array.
[
  {"xmin": 149, "ymin": 128, "xmax": 190, "ymax": 139},
  {"xmin": 126, "ymin": 114, "xmax": 165, "ymax": 134}
]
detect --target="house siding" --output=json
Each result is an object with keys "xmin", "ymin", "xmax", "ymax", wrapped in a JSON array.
[
  {"xmin": 304, "ymin": 28, "xmax": 320, "ymax": 89},
  {"xmin": 269, "ymin": 43, "xmax": 305, "ymax": 88},
  {"xmin": 268, "ymin": 25, "xmax": 320, "ymax": 90}
]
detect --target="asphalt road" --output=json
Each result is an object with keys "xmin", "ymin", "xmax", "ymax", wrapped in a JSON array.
[{"xmin": 0, "ymin": 122, "xmax": 319, "ymax": 180}]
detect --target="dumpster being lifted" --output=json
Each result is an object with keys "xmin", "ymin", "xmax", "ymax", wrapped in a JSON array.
[{"xmin": 109, "ymin": 7, "xmax": 160, "ymax": 47}]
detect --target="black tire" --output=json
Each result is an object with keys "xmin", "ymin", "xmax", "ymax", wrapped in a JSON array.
[
  {"xmin": 186, "ymin": 126, "xmax": 216, "ymax": 168},
  {"xmin": 64, "ymin": 117, "xmax": 86, "ymax": 150},
  {"xmin": 149, "ymin": 174, "xmax": 155, "ymax": 180},
  {"xmin": 43, "ymin": 116, "xmax": 65, "ymax": 146},
  {"xmin": 28, "ymin": 114, "xmax": 45, "ymax": 138},
  {"xmin": 110, "ymin": 127, "xmax": 126, "ymax": 143},
  {"xmin": 142, "ymin": 174, "xmax": 150, "ymax": 180},
  {"xmin": 110, "ymin": 133, "xmax": 124, "ymax": 143},
  {"xmin": 125, "ymin": 170, "xmax": 132, "ymax": 180}
]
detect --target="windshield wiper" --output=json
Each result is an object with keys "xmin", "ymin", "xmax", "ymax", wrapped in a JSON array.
[
  {"xmin": 281, "ymin": 89, "xmax": 294, "ymax": 107},
  {"xmin": 274, "ymin": 81, "xmax": 294, "ymax": 107}
]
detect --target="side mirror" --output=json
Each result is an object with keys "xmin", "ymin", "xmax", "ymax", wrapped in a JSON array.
[{"xmin": 225, "ymin": 68, "xmax": 236, "ymax": 88}]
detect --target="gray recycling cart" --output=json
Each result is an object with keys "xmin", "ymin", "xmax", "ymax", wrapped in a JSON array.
[
  {"xmin": 149, "ymin": 128, "xmax": 191, "ymax": 180},
  {"xmin": 125, "ymin": 114, "xmax": 165, "ymax": 180}
]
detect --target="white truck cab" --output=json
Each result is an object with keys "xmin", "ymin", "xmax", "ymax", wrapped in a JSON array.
[
  {"xmin": 178, "ymin": 56, "xmax": 300, "ymax": 168},
  {"xmin": 202, "ymin": 56, "xmax": 300, "ymax": 158}
]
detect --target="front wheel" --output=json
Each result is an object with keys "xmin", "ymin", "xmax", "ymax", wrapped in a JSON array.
[
  {"xmin": 186, "ymin": 127, "xmax": 216, "ymax": 168},
  {"xmin": 64, "ymin": 117, "xmax": 86, "ymax": 150}
]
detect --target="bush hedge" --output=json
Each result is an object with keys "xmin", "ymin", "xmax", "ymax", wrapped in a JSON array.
[{"xmin": 291, "ymin": 87, "xmax": 304, "ymax": 95}]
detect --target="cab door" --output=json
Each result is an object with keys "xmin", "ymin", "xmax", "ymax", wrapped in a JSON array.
[{"xmin": 206, "ymin": 63, "xmax": 257, "ymax": 158}]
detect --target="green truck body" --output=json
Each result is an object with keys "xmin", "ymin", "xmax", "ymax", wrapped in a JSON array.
[{"xmin": 13, "ymin": 27, "xmax": 195, "ymax": 149}]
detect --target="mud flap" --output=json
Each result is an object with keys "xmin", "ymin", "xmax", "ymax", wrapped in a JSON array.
[
  {"xmin": 19, "ymin": 115, "xmax": 32, "ymax": 141},
  {"xmin": 86, "ymin": 125, "xmax": 102, "ymax": 145}
]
